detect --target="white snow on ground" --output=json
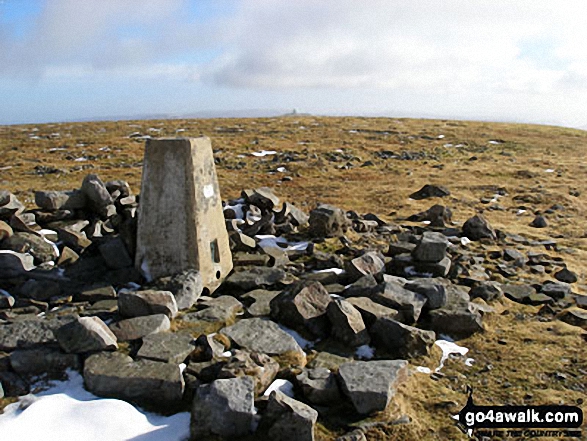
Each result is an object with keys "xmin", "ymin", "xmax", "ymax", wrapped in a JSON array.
[
  {"xmin": 545, "ymin": 168, "xmax": 555, "ymax": 173},
  {"xmin": 0, "ymin": 371, "xmax": 190, "ymax": 441},
  {"xmin": 263, "ymin": 379, "xmax": 294, "ymax": 398},
  {"xmin": 415, "ymin": 366, "xmax": 432, "ymax": 374},
  {"xmin": 251, "ymin": 150, "xmax": 277, "ymax": 157},
  {"xmin": 255, "ymin": 235, "xmax": 309, "ymax": 252},
  {"xmin": 460, "ymin": 237, "xmax": 471, "ymax": 246},
  {"xmin": 355, "ymin": 345, "xmax": 375, "ymax": 360},
  {"xmin": 312, "ymin": 268, "xmax": 345, "ymax": 275},
  {"xmin": 434, "ymin": 339, "xmax": 469, "ymax": 372}
]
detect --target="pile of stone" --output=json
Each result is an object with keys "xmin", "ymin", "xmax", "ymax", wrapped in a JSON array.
[{"xmin": 0, "ymin": 176, "xmax": 585, "ymax": 441}]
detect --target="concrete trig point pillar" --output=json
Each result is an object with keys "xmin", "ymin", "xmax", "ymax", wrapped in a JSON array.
[{"xmin": 135, "ymin": 137, "xmax": 232, "ymax": 294}]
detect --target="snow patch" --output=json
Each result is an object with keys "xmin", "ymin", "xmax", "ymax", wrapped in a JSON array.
[
  {"xmin": 251, "ymin": 150, "xmax": 277, "ymax": 157},
  {"xmin": 263, "ymin": 379, "xmax": 294, "ymax": 398},
  {"xmin": 435, "ymin": 339, "xmax": 469, "ymax": 372},
  {"xmin": 277, "ymin": 324, "xmax": 314, "ymax": 349},
  {"xmin": 355, "ymin": 345, "xmax": 375, "ymax": 360}
]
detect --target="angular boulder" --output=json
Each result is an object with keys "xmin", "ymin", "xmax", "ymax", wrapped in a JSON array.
[
  {"xmin": 296, "ymin": 367, "xmax": 342, "ymax": 405},
  {"xmin": 308, "ymin": 204, "xmax": 349, "ymax": 238},
  {"xmin": 118, "ymin": 289, "xmax": 178, "ymax": 319},
  {"xmin": 261, "ymin": 391, "xmax": 319, "ymax": 441},
  {"xmin": 369, "ymin": 281, "xmax": 427, "ymax": 324},
  {"xmin": 462, "ymin": 214, "xmax": 496, "ymax": 241},
  {"xmin": 412, "ymin": 232, "xmax": 448, "ymax": 263},
  {"xmin": 370, "ymin": 317, "xmax": 435, "ymax": 358},
  {"xmin": 108, "ymin": 314, "xmax": 170, "ymax": 341},
  {"xmin": 9, "ymin": 347, "xmax": 80, "ymax": 377},
  {"xmin": 345, "ymin": 251, "xmax": 386, "ymax": 282},
  {"xmin": 136, "ymin": 331, "xmax": 195, "ymax": 364},
  {"xmin": 217, "ymin": 350, "xmax": 280, "ymax": 396},
  {"xmin": 327, "ymin": 299, "xmax": 370, "ymax": 347},
  {"xmin": 54, "ymin": 316, "xmax": 118, "ymax": 353}
]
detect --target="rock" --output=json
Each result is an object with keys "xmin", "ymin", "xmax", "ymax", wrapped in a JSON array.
[
  {"xmin": 136, "ymin": 331, "xmax": 195, "ymax": 363},
  {"xmin": 0, "ymin": 220, "xmax": 14, "ymax": 241},
  {"xmin": 530, "ymin": 215, "xmax": 548, "ymax": 228},
  {"xmin": 1, "ymin": 232, "xmax": 58, "ymax": 263},
  {"xmin": 34, "ymin": 190, "xmax": 86, "ymax": 211},
  {"xmin": 221, "ymin": 318, "xmax": 306, "ymax": 363},
  {"xmin": 106, "ymin": 180, "xmax": 132, "ymax": 198},
  {"xmin": 19, "ymin": 279, "xmax": 61, "ymax": 301},
  {"xmin": 343, "ymin": 274, "xmax": 380, "ymax": 298},
  {"xmin": 270, "ymin": 280, "xmax": 331, "ymax": 338},
  {"xmin": 224, "ymin": 267, "xmax": 289, "ymax": 291},
  {"xmin": 232, "ymin": 252, "xmax": 271, "ymax": 267},
  {"xmin": 0, "ymin": 371, "xmax": 29, "ymax": 397},
  {"xmin": 76, "ymin": 283, "xmax": 117, "ymax": 303},
  {"xmin": 0, "ymin": 191, "xmax": 25, "ymax": 219},
  {"xmin": 9, "ymin": 347, "xmax": 80, "ymax": 377},
  {"xmin": 308, "ymin": 204, "xmax": 349, "ymax": 238},
  {"xmin": 84, "ymin": 351, "xmax": 184, "ymax": 407},
  {"xmin": 149, "ymin": 269, "xmax": 203, "ymax": 310},
  {"xmin": 426, "ymin": 305, "xmax": 484, "ymax": 337},
  {"xmin": 261, "ymin": 391, "xmax": 318, "ymax": 441},
  {"xmin": 370, "ymin": 317, "xmax": 435, "ymax": 358},
  {"xmin": 541, "ymin": 282, "xmax": 572, "ymax": 300},
  {"xmin": 0, "ymin": 316, "xmax": 71, "ymax": 351},
  {"xmin": 229, "ymin": 231, "xmax": 257, "ymax": 252},
  {"xmin": 345, "ymin": 251, "xmax": 385, "ymax": 281},
  {"xmin": 181, "ymin": 296, "xmax": 243, "ymax": 331},
  {"xmin": 338, "ymin": 360, "xmax": 409, "ymax": 414},
  {"xmin": 503, "ymin": 248, "xmax": 528, "ymax": 266},
  {"xmin": 108, "ymin": 314, "xmax": 170, "ymax": 341},
  {"xmin": 118, "ymin": 290, "xmax": 178, "ymax": 319},
  {"xmin": 557, "ymin": 308, "xmax": 587, "ymax": 329},
  {"xmin": 307, "ymin": 351, "xmax": 351, "ymax": 370},
  {"xmin": 409, "ymin": 184, "xmax": 450, "ymax": 200},
  {"xmin": 412, "ymin": 232, "xmax": 448, "ymax": 263},
  {"xmin": 412, "ymin": 256, "xmax": 452, "ymax": 278},
  {"xmin": 243, "ymin": 187, "xmax": 280, "ymax": 210},
  {"xmin": 54, "ymin": 316, "xmax": 118, "ymax": 353},
  {"xmin": 81, "ymin": 174, "xmax": 114, "ymax": 215},
  {"xmin": 56, "ymin": 226, "xmax": 92, "ymax": 253},
  {"xmin": 554, "ymin": 268, "xmax": 577, "ymax": 284},
  {"xmin": 462, "ymin": 215, "xmax": 496, "ymax": 241},
  {"xmin": 191, "ymin": 376, "xmax": 255, "ymax": 439},
  {"xmin": 98, "ymin": 236, "xmax": 133, "ymax": 269},
  {"xmin": 404, "ymin": 280, "xmax": 447, "ymax": 309},
  {"xmin": 189, "ymin": 334, "xmax": 227, "ymax": 362},
  {"xmin": 242, "ymin": 289, "xmax": 281, "ymax": 316},
  {"xmin": 346, "ymin": 297, "xmax": 399, "ymax": 327},
  {"xmin": 0, "ymin": 289, "xmax": 15, "ymax": 309},
  {"xmin": 275, "ymin": 202, "xmax": 309, "ymax": 227},
  {"xmin": 218, "ymin": 350, "xmax": 280, "ymax": 396},
  {"xmin": 336, "ymin": 430, "xmax": 367, "ymax": 441},
  {"xmin": 502, "ymin": 284, "xmax": 537, "ymax": 303},
  {"xmin": 407, "ymin": 204, "xmax": 452, "ymax": 227},
  {"xmin": 327, "ymin": 299, "xmax": 370, "ymax": 346},
  {"xmin": 296, "ymin": 367, "xmax": 342, "ymax": 405},
  {"xmin": 369, "ymin": 281, "xmax": 427, "ymax": 324},
  {"xmin": 469, "ymin": 282, "xmax": 503, "ymax": 302}
]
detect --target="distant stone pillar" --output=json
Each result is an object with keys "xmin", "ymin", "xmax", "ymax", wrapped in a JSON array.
[{"xmin": 135, "ymin": 137, "xmax": 232, "ymax": 294}]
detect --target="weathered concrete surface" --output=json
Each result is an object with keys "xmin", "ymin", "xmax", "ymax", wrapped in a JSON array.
[{"xmin": 135, "ymin": 137, "xmax": 232, "ymax": 293}]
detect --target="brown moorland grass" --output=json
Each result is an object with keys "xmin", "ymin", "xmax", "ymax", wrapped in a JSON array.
[{"xmin": 1, "ymin": 116, "xmax": 586, "ymax": 439}]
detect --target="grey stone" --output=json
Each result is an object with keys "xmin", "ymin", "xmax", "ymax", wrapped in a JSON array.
[
  {"xmin": 404, "ymin": 280, "xmax": 447, "ymax": 309},
  {"xmin": 412, "ymin": 232, "xmax": 448, "ymax": 263},
  {"xmin": 0, "ymin": 191, "xmax": 25, "ymax": 219},
  {"xmin": 409, "ymin": 184, "xmax": 450, "ymax": 200},
  {"xmin": 34, "ymin": 190, "xmax": 86, "ymax": 211},
  {"xmin": 370, "ymin": 317, "xmax": 435, "ymax": 358},
  {"xmin": 0, "ymin": 380, "xmax": 3, "ymax": 398},
  {"xmin": 105, "ymin": 180, "xmax": 132, "ymax": 198},
  {"xmin": 0, "ymin": 289, "xmax": 15, "ymax": 309},
  {"xmin": 261, "ymin": 391, "xmax": 318, "ymax": 441},
  {"xmin": 369, "ymin": 281, "xmax": 427, "ymax": 324},
  {"xmin": 309, "ymin": 204, "xmax": 349, "ymax": 238},
  {"xmin": 1, "ymin": 232, "xmax": 57, "ymax": 263},
  {"xmin": 182, "ymin": 296, "xmax": 242, "ymax": 329},
  {"xmin": 296, "ymin": 367, "xmax": 342, "ymax": 405},
  {"xmin": 221, "ymin": 318, "xmax": 305, "ymax": 359},
  {"xmin": 427, "ymin": 305, "xmax": 484, "ymax": 337},
  {"xmin": 242, "ymin": 289, "xmax": 281, "ymax": 316},
  {"xmin": 463, "ymin": 215, "xmax": 496, "ymax": 241},
  {"xmin": 502, "ymin": 284, "xmax": 536, "ymax": 303},
  {"xmin": 275, "ymin": 202, "xmax": 309, "ymax": 227},
  {"xmin": 557, "ymin": 309, "xmax": 587, "ymax": 329},
  {"xmin": 554, "ymin": 268, "xmax": 578, "ymax": 284},
  {"xmin": 136, "ymin": 331, "xmax": 195, "ymax": 363},
  {"xmin": 149, "ymin": 269, "xmax": 203, "ymax": 310},
  {"xmin": 345, "ymin": 251, "xmax": 385, "ymax": 281},
  {"xmin": 218, "ymin": 350, "xmax": 280, "ymax": 396},
  {"xmin": 118, "ymin": 289, "xmax": 178, "ymax": 318},
  {"xmin": 530, "ymin": 215, "xmax": 548, "ymax": 228},
  {"xmin": 503, "ymin": 248, "xmax": 528, "ymax": 266},
  {"xmin": 189, "ymin": 334, "xmax": 227, "ymax": 362},
  {"xmin": 307, "ymin": 351, "xmax": 351, "ymax": 370},
  {"xmin": 412, "ymin": 256, "xmax": 452, "ymax": 278},
  {"xmin": 81, "ymin": 174, "xmax": 114, "ymax": 215},
  {"xmin": 76, "ymin": 284, "xmax": 117, "ymax": 303},
  {"xmin": 56, "ymin": 227, "xmax": 92, "ymax": 252},
  {"xmin": 224, "ymin": 267, "xmax": 289, "ymax": 291},
  {"xmin": 243, "ymin": 187, "xmax": 280, "ymax": 210},
  {"xmin": 270, "ymin": 280, "xmax": 331, "ymax": 338},
  {"xmin": 108, "ymin": 314, "xmax": 170, "ymax": 341},
  {"xmin": 541, "ymin": 282, "xmax": 572, "ymax": 300},
  {"xmin": 191, "ymin": 376, "xmax": 255, "ymax": 439},
  {"xmin": 343, "ymin": 274, "xmax": 379, "ymax": 298},
  {"xmin": 54, "ymin": 316, "xmax": 118, "ymax": 353},
  {"xmin": 346, "ymin": 297, "xmax": 399, "ymax": 327},
  {"xmin": 99, "ymin": 236, "xmax": 133, "ymax": 269},
  {"xmin": 469, "ymin": 282, "xmax": 503, "ymax": 302},
  {"xmin": 338, "ymin": 360, "xmax": 409, "ymax": 414},
  {"xmin": 336, "ymin": 429, "xmax": 368, "ymax": 441},
  {"xmin": 0, "ymin": 316, "xmax": 72, "ymax": 351},
  {"xmin": 0, "ymin": 371, "xmax": 29, "ymax": 397},
  {"xmin": 19, "ymin": 279, "xmax": 61, "ymax": 301},
  {"xmin": 84, "ymin": 351, "xmax": 184, "ymax": 407},
  {"xmin": 9, "ymin": 347, "xmax": 80, "ymax": 377},
  {"xmin": 407, "ymin": 204, "xmax": 452, "ymax": 227},
  {"xmin": 327, "ymin": 299, "xmax": 370, "ymax": 347}
]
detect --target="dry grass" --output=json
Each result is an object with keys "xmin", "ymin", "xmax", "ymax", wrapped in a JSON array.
[{"xmin": 1, "ymin": 116, "xmax": 587, "ymax": 438}]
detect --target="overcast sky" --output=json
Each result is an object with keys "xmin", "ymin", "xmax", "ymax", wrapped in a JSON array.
[{"xmin": 1, "ymin": 0, "xmax": 586, "ymax": 127}]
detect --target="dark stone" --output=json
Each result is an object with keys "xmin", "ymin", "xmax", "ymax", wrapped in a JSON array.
[
  {"xmin": 296, "ymin": 367, "xmax": 342, "ymax": 405},
  {"xmin": 224, "ymin": 267, "xmax": 289, "ymax": 291},
  {"xmin": 369, "ymin": 281, "xmax": 427, "ymax": 324},
  {"xmin": 462, "ymin": 215, "xmax": 496, "ymax": 241},
  {"xmin": 34, "ymin": 190, "xmax": 86, "ymax": 211},
  {"xmin": 469, "ymin": 282, "xmax": 503, "ymax": 302},
  {"xmin": 412, "ymin": 232, "xmax": 448, "ymax": 263},
  {"xmin": 554, "ymin": 268, "xmax": 577, "ymax": 284},
  {"xmin": 541, "ymin": 282, "xmax": 572, "ymax": 300},
  {"xmin": 370, "ymin": 317, "xmax": 435, "ymax": 358},
  {"xmin": 118, "ymin": 290, "xmax": 178, "ymax": 319},
  {"xmin": 409, "ymin": 184, "xmax": 450, "ymax": 200},
  {"xmin": 217, "ymin": 350, "xmax": 279, "ymax": 396},
  {"xmin": 148, "ymin": 270, "xmax": 203, "ymax": 310},
  {"xmin": 108, "ymin": 314, "xmax": 170, "ymax": 341},
  {"xmin": 530, "ymin": 215, "xmax": 548, "ymax": 228},
  {"xmin": 98, "ymin": 236, "xmax": 133, "ymax": 269},
  {"xmin": 136, "ymin": 331, "xmax": 195, "ymax": 363},
  {"xmin": 308, "ymin": 204, "xmax": 350, "ymax": 238},
  {"xmin": 261, "ymin": 391, "xmax": 318, "ymax": 441},
  {"xmin": 327, "ymin": 299, "xmax": 370, "ymax": 347},
  {"xmin": 1, "ymin": 232, "xmax": 58, "ymax": 264},
  {"xmin": 404, "ymin": 281, "xmax": 447, "ymax": 309},
  {"xmin": 345, "ymin": 251, "xmax": 385, "ymax": 282},
  {"xmin": 54, "ymin": 316, "xmax": 118, "ymax": 353},
  {"xmin": 9, "ymin": 347, "xmax": 80, "ymax": 377},
  {"xmin": 346, "ymin": 297, "xmax": 399, "ymax": 328}
]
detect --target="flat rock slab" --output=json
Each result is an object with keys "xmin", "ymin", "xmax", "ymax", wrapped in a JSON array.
[
  {"xmin": 54, "ymin": 316, "xmax": 118, "ymax": 353},
  {"xmin": 108, "ymin": 314, "xmax": 170, "ymax": 341},
  {"xmin": 84, "ymin": 351, "xmax": 184, "ymax": 407},
  {"xmin": 136, "ymin": 331, "xmax": 195, "ymax": 363},
  {"xmin": 242, "ymin": 289, "xmax": 281, "ymax": 316},
  {"xmin": 369, "ymin": 281, "xmax": 427, "ymax": 324},
  {"xmin": 191, "ymin": 376, "xmax": 255, "ymax": 439},
  {"xmin": 221, "ymin": 318, "xmax": 305, "ymax": 359},
  {"xmin": 338, "ymin": 360, "xmax": 409, "ymax": 414},
  {"xmin": 0, "ymin": 250, "xmax": 35, "ymax": 278},
  {"xmin": 10, "ymin": 347, "xmax": 80, "ymax": 377},
  {"xmin": 427, "ymin": 306, "xmax": 484, "ymax": 337},
  {"xmin": 0, "ymin": 316, "xmax": 73, "ymax": 351},
  {"xmin": 118, "ymin": 290, "xmax": 178, "ymax": 319},
  {"xmin": 223, "ymin": 267, "xmax": 289, "ymax": 291},
  {"xmin": 261, "ymin": 391, "xmax": 318, "ymax": 441}
]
